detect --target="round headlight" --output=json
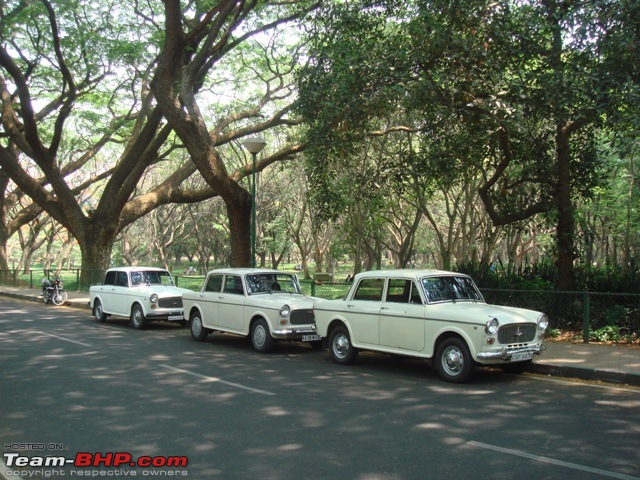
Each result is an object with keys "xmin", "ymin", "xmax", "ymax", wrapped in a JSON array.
[
  {"xmin": 485, "ymin": 317, "xmax": 499, "ymax": 335},
  {"xmin": 150, "ymin": 294, "xmax": 159, "ymax": 304},
  {"xmin": 279, "ymin": 304, "xmax": 291, "ymax": 317},
  {"xmin": 537, "ymin": 314, "xmax": 549, "ymax": 330}
]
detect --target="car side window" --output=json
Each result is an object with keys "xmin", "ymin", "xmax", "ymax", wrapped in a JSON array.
[
  {"xmin": 205, "ymin": 275, "xmax": 223, "ymax": 292},
  {"xmin": 116, "ymin": 272, "xmax": 128, "ymax": 287},
  {"xmin": 224, "ymin": 275, "xmax": 244, "ymax": 295},
  {"xmin": 353, "ymin": 278, "xmax": 384, "ymax": 301},
  {"xmin": 104, "ymin": 271, "xmax": 117, "ymax": 286},
  {"xmin": 385, "ymin": 279, "xmax": 411, "ymax": 303}
]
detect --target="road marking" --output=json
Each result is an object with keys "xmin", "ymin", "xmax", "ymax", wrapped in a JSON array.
[
  {"xmin": 38, "ymin": 331, "xmax": 93, "ymax": 347},
  {"xmin": 159, "ymin": 364, "xmax": 276, "ymax": 396},
  {"xmin": 467, "ymin": 441, "xmax": 640, "ymax": 480}
]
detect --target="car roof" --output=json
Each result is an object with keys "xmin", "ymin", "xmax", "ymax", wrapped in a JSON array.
[
  {"xmin": 355, "ymin": 269, "xmax": 470, "ymax": 279},
  {"xmin": 204, "ymin": 268, "xmax": 293, "ymax": 276},
  {"xmin": 107, "ymin": 266, "xmax": 169, "ymax": 272}
]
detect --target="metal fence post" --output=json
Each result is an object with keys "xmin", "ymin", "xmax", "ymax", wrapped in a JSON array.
[
  {"xmin": 311, "ymin": 280, "xmax": 316, "ymax": 297},
  {"xmin": 583, "ymin": 291, "xmax": 590, "ymax": 343}
]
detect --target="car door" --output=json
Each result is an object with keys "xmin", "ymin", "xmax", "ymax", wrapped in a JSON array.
[
  {"xmin": 345, "ymin": 277, "xmax": 384, "ymax": 346},
  {"xmin": 97, "ymin": 270, "xmax": 117, "ymax": 313},
  {"xmin": 218, "ymin": 275, "xmax": 247, "ymax": 333},
  {"xmin": 379, "ymin": 278, "xmax": 426, "ymax": 352},
  {"xmin": 199, "ymin": 274, "xmax": 224, "ymax": 328},
  {"xmin": 112, "ymin": 271, "xmax": 131, "ymax": 316}
]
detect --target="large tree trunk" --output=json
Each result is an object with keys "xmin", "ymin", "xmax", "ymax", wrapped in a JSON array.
[
  {"xmin": 555, "ymin": 127, "xmax": 576, "ymax": 291},
  {"xmin": 225, "ymin": 189, "xmax": 252, "ymax": 267}
]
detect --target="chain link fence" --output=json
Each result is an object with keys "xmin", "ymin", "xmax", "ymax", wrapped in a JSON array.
[{"xmin": 2, "ymin": 269, "xmax": 638, "ymax": 342}]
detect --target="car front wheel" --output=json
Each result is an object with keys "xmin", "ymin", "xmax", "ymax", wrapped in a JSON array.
[
  {"xmin": 93, "ymin": 300, "xmax": 107, "ymax": 322},
  {"xmin": 130, "ymin": 304, "xmax": 147, "ymax": 330},
  {"xmin": 190, "ymin": 312, "xmax": 209, "ymax": 341},
  {"xmin": 329, "ymin": 325, "xmax": 358, "ymax": 365},
  {"xmin": 251, "ymin": 318, "xmax": 274, "ymax": 353},
  {"xmin": 435, "ymin": 337, "xmax": 474, "ymax": 383}
]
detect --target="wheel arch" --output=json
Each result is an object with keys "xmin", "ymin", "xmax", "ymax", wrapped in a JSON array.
[{"xmin": 433, "ymin": 329, "xmax": 477, "ymax": 363}]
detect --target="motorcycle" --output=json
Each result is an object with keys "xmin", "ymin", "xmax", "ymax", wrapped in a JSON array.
[{"xmin": 42, "ymin": 277, "xmax": 68, "ymax": 306}]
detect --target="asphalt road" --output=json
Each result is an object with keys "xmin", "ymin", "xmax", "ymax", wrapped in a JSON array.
[{"xmin": 1, "ymin": 297, "xmax": 639, "ymax": 480}]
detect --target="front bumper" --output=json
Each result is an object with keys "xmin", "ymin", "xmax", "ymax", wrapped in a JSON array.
[
  {"xmin": 476, "ymin": 343, "xmax": 545, "ymax": 361},
  {"xmin": 271, "ymin": 325, "xmax": 319, "ymax": 340},
  {"xmin": 145, "ymin": 310, "xmax": 184, "ymax": 321}
]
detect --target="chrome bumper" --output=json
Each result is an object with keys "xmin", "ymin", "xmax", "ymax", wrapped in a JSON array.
[
  {"xmin": 272, "ymin": 325, "xmax": 318, "ymax": 339},
  {"xmin": 476, "ymin": 344, "xmax": 545, "ymax": 361}
]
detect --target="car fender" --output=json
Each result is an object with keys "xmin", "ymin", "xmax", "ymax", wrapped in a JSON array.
[
  {"xmin": 248, "ymin": 309, "xmax": 276, "ymax": 336},
  {"xmin": 186, "ymin": 303, "xmax": 207, "ymax": 328},
  {"xmin": 430, "ymin": 325, "xmax": 479, "ymax": 360}
]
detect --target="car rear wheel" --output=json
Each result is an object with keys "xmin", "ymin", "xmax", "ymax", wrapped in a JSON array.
[
  {"xmin": 130, "ymin": 304, "xmax": 147, "ymax": 330},
  {"xmin": 251, "ymin": 318, "xmax": 274, "ymax": 353},
  {"xmin": 93, "ymin": 300, "xmax": 107, "ymax": 322},
  {"xmin": 190, "ymin": 312, "xmax": 209, "ymax": 341},
  {"xmin": 329, "ymin": 325, "xmax": 358, "ymax": 365},
  {"xmin": 435, "ymin": 337, "xmax": 474, "ymax": 383}
]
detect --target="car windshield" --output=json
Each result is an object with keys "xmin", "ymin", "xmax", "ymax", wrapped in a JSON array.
[
  {"xmin": 130, "ymin": 270, "xmax": 174, "ymax": 287},
  {"xmin": 245, "ymin": 273, "xmax": 300, "ymax": 295},
  {"xmin": 420, "ymin": 276, "xmax": 483, "ymax": 303}
]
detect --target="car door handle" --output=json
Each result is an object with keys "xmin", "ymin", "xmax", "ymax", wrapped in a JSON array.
[{"xmin": 381, "ymin": 307, "xmax": 389, "ymax": 311}]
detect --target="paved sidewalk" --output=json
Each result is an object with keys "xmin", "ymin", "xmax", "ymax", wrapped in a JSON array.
[{"xmin": 1, "ymin": 286, "xmax": 639, "ymax": 386}]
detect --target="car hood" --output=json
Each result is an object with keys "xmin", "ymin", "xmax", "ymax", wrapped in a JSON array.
[
  {"xmin": 249, "ymin": 293, "xmax": 316, "ymax": 308},
  {"xmin": 133, "ymin": 285, "xmax": 192, "ymax": 297},
  {"xmin": 428, "ymin": 301, "xmax": 543, "ymax": 324}
]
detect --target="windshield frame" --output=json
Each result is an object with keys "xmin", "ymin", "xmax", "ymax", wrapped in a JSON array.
[
  {"xmin": 420, "ymin": 275, "xmax": 484, "ymax": 304},
  {"xmin": 130, "ymin": 270, "xmax": 175, "ymax": 287},
  {"xmin": 245, "ymin": 273, "xmax": 301, "ymax": 295}
]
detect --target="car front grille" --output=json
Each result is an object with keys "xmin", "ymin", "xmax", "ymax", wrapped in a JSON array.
[
  {"xmin": 498, "ymin": 324, "xmax": 536, "ymax": 344},
  {"xmin": 158, "ymin": 297, "xmax": 183, "ymax": 309},
  {"xmin": 290, "ymin": 309, "xmax": 315, "ymax": 325}
]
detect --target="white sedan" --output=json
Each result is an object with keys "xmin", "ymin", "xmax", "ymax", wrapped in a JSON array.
[
  {"xmin": 314, "ymin": 269, "xmax": 549, "ymax": 383},
  {"xmin": 90, "ymin": 267, "xmax": 192, "ymax": 329},
  {"xmin": 182, "ymin": 268, "xmax": 320, "ymax": 352}
]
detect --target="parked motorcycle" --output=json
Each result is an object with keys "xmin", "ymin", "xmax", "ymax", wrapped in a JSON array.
[{"xmin": 42, "ymin": 277, "xmax": 68, "ymax": 306}]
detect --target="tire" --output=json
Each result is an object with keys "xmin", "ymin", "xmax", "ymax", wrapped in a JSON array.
[
  {"xmin": 190, "ymin": 312, "xmax": 209, "ymax": 341},
  {"xmin": 329, "ymin": 325, "xmax": 358, "ymax": 365},
  {"xmin": 93, "ymin": 300, "xmax": 107, "ymax": 323},
  {"xmin": 51, "ymin": 292, "xmax": 64, "ymax": 306},
  {"xmin": 130, "ymin": 304, "xmax": 147, "ymax": 330},
  {"xmin": 435, "ymin": 337, "xmax": 474, "ymax": 383},
  {"xmin": 251, "ymin": 318, "xmax": 274, "ymax": 353},
  {"xmin": 500, "ymin": 359, "xmax": 533, "ymax": 375}
]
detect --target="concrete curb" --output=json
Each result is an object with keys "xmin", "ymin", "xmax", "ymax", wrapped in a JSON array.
[{"xmin": 531, "ymin": 362, "xmax": 640, "ymax": 387}]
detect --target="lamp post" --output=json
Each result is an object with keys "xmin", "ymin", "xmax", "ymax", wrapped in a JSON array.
[{"xmin": 242, "ymin": 137, "xmax": 267, "ymax": 268}]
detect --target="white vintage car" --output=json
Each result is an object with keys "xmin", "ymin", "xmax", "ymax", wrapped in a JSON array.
[
  {"xmin": 182, "ymin": 268, "xmax": 320, "ymax": 352},
  {"xmin": 314, "ymin": 269, "xmax": 549, "ymax": 383},
  {"xmin": 90, "ymin": 267, "xmax": 192, "ymax": 329}
]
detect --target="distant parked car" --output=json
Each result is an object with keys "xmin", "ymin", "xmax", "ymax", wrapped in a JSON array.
[
  {"xmin": 314, "ymin": 269, "xmax": 549, "ymax": 383},
  {"xmin": 182, "ymin": 268, "xmax": 320, "ymax": 352},
  {"xmin": 90, "ymin": 267, "xmax": 191, "ymax": 329}
]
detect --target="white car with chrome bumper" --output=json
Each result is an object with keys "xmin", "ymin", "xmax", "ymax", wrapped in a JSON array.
[
  {"xmin": 314, "ymin": 269, "xmax": 548, "ymax": 383},
  {"xmin": 182, "ymin": 268, "xmax": 320, "ymax": 352},
  {"xmin": 90, "ymin": 267, "xmax": 191, "ymax": 329}
]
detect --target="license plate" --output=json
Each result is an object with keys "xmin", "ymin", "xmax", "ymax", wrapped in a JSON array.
[
  {"xmin": 168, "ymin": 315, "xmax": 184, "ymax": 321},
  {"xmin": 302, "ymin": 334, "xmax": 321, "ymax": 342},
  {"xmin": 511, "ymin": 351, "xmax": 534, "ymax": 362}
]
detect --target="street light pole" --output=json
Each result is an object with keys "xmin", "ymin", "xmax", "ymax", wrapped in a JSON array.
[{"xmin": 241, "ymin": 137, "xmax": 267, "ymax": 268}]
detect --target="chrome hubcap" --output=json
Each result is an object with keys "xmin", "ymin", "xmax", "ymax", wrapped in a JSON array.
[
  {"xmin": 334, "ymin": 334, "xmax": 349, "ymax": 358},
  {"xmin": 192, "ymin": 318, "xmax": 202, "ymax": 336},
  {"xmin": 254, "ymin": 325, "xmax": 266, "ymax": 347},
  {"xmin": 442, "ymin": 346, "xmax": 464, "ymax": 375}
]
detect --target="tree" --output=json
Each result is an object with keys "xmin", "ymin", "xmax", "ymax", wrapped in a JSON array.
[
  {"xmin": 0, "ymin": 0, "xmax": 221, "ymax": 285},
  {"xmin": 297, "ymin": 0, "xmax": 640, "ymax": 290},
  {"xmin": 151, "ymin": 0, "xmax": 318, "ymax": 267}
]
